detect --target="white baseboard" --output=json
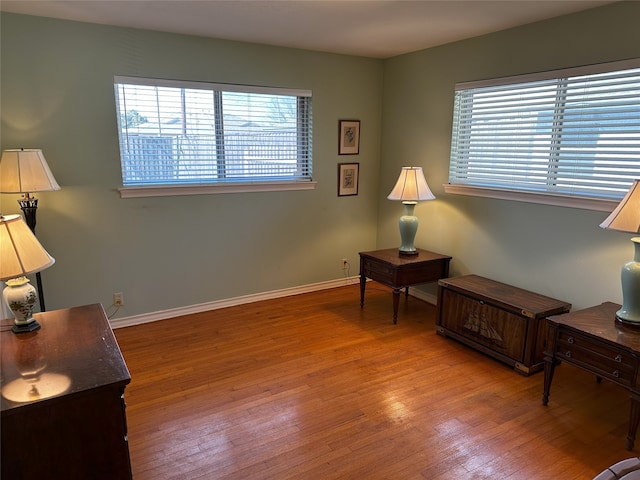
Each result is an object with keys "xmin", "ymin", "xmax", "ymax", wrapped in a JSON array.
[
  {"xmin": 410, "ymin": 288, "xmax": 437, "ymax": 306},
  {"xmin": 110, "ymin": 277, "xmax": 438, "ymax": 329},
  {"xmin": 110, "ymin": 276, "xmax": 361, "ymax": 329}
]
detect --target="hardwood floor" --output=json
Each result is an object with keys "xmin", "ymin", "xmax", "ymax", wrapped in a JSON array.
[{"xmin": 114, "ymin": 284, "xmax": 633, "ymax": 479}]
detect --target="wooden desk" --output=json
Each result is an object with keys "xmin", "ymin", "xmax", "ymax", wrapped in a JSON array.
[
  {"xmin": 1, "ymin": 304, "xmax": 132, "ymax": 479},
  {"xmin": 543, "ymin": 302, "xmax": 640, "ymax": 450},
  {"xmin": 359, "ymin": 248, "xmax": 451, "ymax": 324}
]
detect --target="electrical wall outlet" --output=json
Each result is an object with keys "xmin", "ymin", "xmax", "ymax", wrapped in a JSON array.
[
  {"xmin": 341, "ymin": 258, "xmax": 349, "ymax": 270},
  {"xmin": 113, "ymin": 292, "xmax": 124, "ymax": 306}
]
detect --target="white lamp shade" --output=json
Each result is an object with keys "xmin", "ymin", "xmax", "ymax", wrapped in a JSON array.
[
  {"xmin": 387, "ymin": 167, "xmax": 435, "ymax": 202},
  {"xmin": 0, "ymin": 215, "xmax": 55, "ymax": 281},
  {"xmin": 0, "ymin": 149, "xmax": 60, "ymax": 193},
  {"xmin": 600, "ymin": 179, "xmax": 640, "ymax": 233}
]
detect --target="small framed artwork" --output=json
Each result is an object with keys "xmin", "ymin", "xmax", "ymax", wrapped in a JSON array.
[
  {"xmin": 338, "ymin": 119, "xmax": 360, "ymax": 155},
  {"xmin": 338, "ymin": 162, "xmax": 359, "ymax": 196}
]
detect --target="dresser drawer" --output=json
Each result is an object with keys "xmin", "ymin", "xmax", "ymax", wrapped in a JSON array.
[{"xmin": 556, "ymin": 330, "xmax": 635, "ymax": 386}]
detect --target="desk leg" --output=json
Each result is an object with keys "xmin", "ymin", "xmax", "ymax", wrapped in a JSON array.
[
  {"xmin": 392, "ymin": 288, "xmax": 400, "ymax": 324},
  {"xmin": 627, "ymin": 393, "xmax": 640, "ymax": 450},
  {"xmin": 360, "ymin": 274, "xmax": 366, "ymax": 308},
  {"xmin": 542, "ymin": 355, "xmax": 558, "ymax": 406}
]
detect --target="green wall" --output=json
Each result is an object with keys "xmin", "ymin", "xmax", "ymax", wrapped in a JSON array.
[
  {"xmin": 2, "ymin": 2, "xmax": 639, "ymax": 319},
  {"xmin": 379, "ymin": 1, "xmax": 640, "ymax": 309},
  {"xmin": 0, "ymin": 13, "xmax": 383, "ymax": 317}
]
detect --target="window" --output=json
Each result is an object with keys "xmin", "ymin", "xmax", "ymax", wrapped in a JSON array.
[
  {"xmin": 447, "ymin": 59, "xmax": 640, "ymax": 210},
  {"xmin": 114, "ymin": 76, "xmax": 313, "ymax": 197}
]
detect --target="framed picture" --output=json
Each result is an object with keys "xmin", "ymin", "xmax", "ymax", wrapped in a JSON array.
[
  {"xmin": 338, "ymin": 119, "xmax": 360, "ymax": 155},
  {"xmin": 338, "ymin": 162, "xmax": 359, "ymax": 196}
]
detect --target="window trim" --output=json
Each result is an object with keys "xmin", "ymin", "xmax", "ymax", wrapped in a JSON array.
[
  {"xmin": 455, "ymin": 58, "xmax": 640, "ymax": 91},
  {"xmin": 443, "ymin": 183, "xmax": 618, "ymax": 212},
  {"xmin": 118, "ymin": 179, "xmax": 317, "ymax": 198},
  {"xmin": 115, "ymin": 75, "xmax": 311, "ymax": 100},
  {"xmin": 447, "ymin": 58, "xmax": 640, "ymax": 210}
]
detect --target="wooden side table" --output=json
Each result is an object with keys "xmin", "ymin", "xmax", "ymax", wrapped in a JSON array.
[
  {"xmin": 1, "ymin": 304, "xmax": 132, "ymax": 479},
  {"xmin": 543, "ymin": 302, "xmax": 640, "ymax": 450},
  {"xmin": 359, "ymin": 248, "xmax": 451, "ymax": 324}
]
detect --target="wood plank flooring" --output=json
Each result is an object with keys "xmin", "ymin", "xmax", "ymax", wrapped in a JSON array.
[{"xmin": 114, "ymin": 284, "xmax": 634, "ymax": 479}]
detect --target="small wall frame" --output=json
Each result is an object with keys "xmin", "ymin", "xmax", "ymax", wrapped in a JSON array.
[
  {"xmin": 338, "ymin": 162, "xmax": 359, "ymax": 196},
  {"xmin": 338, "ymin": 119, "xmax": 360, "ymax": 155}
]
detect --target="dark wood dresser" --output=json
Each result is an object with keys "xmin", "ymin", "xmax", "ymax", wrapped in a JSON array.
[{"xmin": 1, "ymin": 304, "xmax": 132, "ymax": 479}]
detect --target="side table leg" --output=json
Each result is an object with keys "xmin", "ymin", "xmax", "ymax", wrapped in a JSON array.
[
  {"xmin": 542, "ymin": 355, "xmax": 557, "ymax": 406},
  {"xmin": 392, "ymin": 288, "xmax": 400, "ymax": 324},
  {"xmin": 626, "ymin": 393, "xmax": 640, "ymax": 450},
  {"xmin": 360, "ymin": 274, "xmax": 366, "ymax": 308}
]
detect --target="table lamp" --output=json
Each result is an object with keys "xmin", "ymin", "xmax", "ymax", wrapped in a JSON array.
[
  {"xmin": 600, "ymin": 179, "xmax": 640, "ymax": 326},
  {"xmin": 387, "ymin": 166, "xmax": 435, "ymax": 255},
  {"xmin": 0, "ymin": 148, "xmax": 60, "ymax": 311},
  {"xmin": 0, "ymin": 214, "xmax": 55, "ymax": 333}
]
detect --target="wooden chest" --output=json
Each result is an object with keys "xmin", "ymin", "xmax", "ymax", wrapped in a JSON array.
[{"xmin": 436, "ymin": 275, "xmax": 571, "ymax": 375}]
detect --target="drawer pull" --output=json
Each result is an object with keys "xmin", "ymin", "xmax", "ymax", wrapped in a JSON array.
[
  {"xmin": 613, "ymin": 370, "xmax": 620, "ymax": 378},
  {"xmin": 615, "ymin": 354, "xmax": 623, "ymax": 363},
  {"xmin": 567, "ymin": 337, "xmax": 574, "ymax": 344},
  {"xmin": 565, "ymin": 351, "xmax": 572, "ymax": 358}
]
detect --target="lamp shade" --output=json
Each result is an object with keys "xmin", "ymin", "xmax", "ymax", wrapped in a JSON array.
[
  {"xmin": 0, "ymin": 149, "xmax": 60, "ymax": 193},
  {"xmin": 600, "ymin": 179, "xmax": 640, "ymax": 233},
  {"xmin": 0, "ymin": 214, "xmax": 55, "ymax": 281},
  {"xmin": 387, "ymin": 167, "xmax": 435, "ymax": 202}
]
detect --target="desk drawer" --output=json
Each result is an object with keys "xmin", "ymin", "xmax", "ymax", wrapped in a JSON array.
[{"xmin": 557, "ymin": 330, "xmax": 635, "ymax": 386}]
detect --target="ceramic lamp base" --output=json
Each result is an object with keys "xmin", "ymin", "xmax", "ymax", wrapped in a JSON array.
[
  {"xmin": 398, "ymin": 201, "xmax": 419, "ymax": 255},
  {"xmin": 616, "ymin": 238, "xmax": 640, "ymax": 328},
  {"xmin": 12, "ymin": 321, "xmax": 41, "ymax": 334},
  {"xmin": 615, "ymin": 316, "xmax": 640, "ymax": 329},
  {"xmin": 3, "ymin": 276, "xmax": 40, "ymax": 334}
]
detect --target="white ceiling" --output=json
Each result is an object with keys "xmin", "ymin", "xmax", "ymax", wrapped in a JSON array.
[{"xmin": 0, "ymin": 0, "xmax": 615, "ymax": 58}]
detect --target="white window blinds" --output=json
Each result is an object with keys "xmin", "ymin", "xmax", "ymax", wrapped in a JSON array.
[
  {"xmin": 114, "ymin": 76, "xmax": 312, "ymax": 187},
  {"xmin": 448, "ymin": 59, "xmax": 640, "ymax": 201}
]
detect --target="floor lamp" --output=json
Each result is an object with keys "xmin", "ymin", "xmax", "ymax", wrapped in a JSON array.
[{"xmin": 0, "ymin": 149, "xmax": 60, "ymax": 312}]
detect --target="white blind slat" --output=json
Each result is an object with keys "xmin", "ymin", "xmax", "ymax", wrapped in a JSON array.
[
  {"xmin": 449, "ymin": 59, "xmax": 640, "ymax": 201},
  {"xmin": 115, "ymin": 78, "xmax": 313, "ymax": 187}
]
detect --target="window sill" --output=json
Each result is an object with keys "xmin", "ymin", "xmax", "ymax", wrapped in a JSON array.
[
  {"xmin": 443, "ymin": 184, "xmax": 619, "ymax": 212},
  {"xmin": 118, "ymin": 180, "xmax": 317, "ymax": 198}
]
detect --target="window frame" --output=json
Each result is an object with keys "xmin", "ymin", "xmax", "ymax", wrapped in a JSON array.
[
  {"xmin": 113, "ymin": 75, "xmax": 315, "ymax": 198},
  {"xmin": 445, "ymin": 58, "xmax": 640, "ymax": 211}
]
